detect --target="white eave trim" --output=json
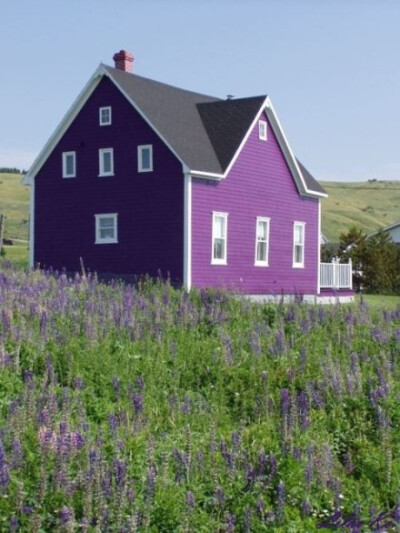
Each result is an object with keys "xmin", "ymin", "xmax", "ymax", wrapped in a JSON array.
[{"xmin": 23, "ymin": 64, "xmax": 107, "ymax": 185}]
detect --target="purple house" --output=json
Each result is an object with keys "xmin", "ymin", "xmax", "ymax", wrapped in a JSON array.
[{"xmin": 24, "ymin": 50, "xmax": 353, "ymax": 302}]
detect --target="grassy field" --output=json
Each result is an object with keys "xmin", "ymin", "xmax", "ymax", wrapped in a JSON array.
[
  {"xmin": 0, "ymin": 262, "xmax": 398, "ymax": 531},
  {"xmin": 0, "ymin": 172, "xmax": 29, "ymax": 241},
  {"xmin": 321, "ymin": 180, "xmax": 400, "ymax": 242}
]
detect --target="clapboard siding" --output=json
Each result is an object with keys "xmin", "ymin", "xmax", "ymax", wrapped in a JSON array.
[
  {"xmin": 191, "ymin": 111, "xmax": 319, "ymax": 295},
  {"xmin": 34, "ymin": 77, "xmax": 184, "ymax": 282}
]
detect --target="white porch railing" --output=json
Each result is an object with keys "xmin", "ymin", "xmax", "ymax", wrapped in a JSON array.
[{"xmin": 320, "ymin": 258, "xmax": 353, "ymax": 290}]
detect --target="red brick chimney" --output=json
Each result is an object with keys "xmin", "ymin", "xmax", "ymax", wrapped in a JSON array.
[{"xmin": 113, "ymin": 50, "xmax": 134, "ymax": 73}]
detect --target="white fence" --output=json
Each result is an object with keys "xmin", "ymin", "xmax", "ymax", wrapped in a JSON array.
[{"xmin": 320, "ymin": 258, "xmax": 352, "ymax": 290}]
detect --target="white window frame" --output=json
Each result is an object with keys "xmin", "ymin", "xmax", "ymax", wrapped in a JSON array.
[
  {"xmin": 95, "ymin": 213, "xmax": 118, "ymax": 244},
  {"xmin": 293, "ymin": 221, "xmax": 305, "ymax": 268},
  {"xmin": 211, "ymin": 212, "xmax": 228, "ymax": 265},
  {"xmin": 98, "ymin": 148, "xmax": 114, "ymax": 177},
  {"xmin": 259, "ymin": 120, "xmax": 267, "ymax": 141},
  {"xmin": 99, "ymin": 106, "xmax": 112, "ymax": 126},
  {"xmin": 255, "ymin": 216, "xmax": 270, "ymax": 266},
  {"xmin": 138, "ymin": 145, "xmax": 153, "ymax": 173},
  {"xmin": 62, "ymin": 151, "xmax": 76, "ymax": 178}
]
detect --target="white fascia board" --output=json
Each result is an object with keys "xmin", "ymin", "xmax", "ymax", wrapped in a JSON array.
[
  {"xmin": 23, "ymin": 64, "xmax": 107, "ymax": 185},
  {"xmin": 183, "ymin": 170, "xmax": 192, "ymax": 291},
  {"xmin": 264, "ymin": 97, "xmax": 328, "ymax": 199}
]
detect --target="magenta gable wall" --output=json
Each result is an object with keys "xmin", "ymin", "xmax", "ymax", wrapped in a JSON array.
[
  {"xmin": 34, "ymin": 77, "xmax": 184, "ymax": 282},
  {"xmin": 191, "ymin": 112, "xmax": 320, "ymax": 295}
]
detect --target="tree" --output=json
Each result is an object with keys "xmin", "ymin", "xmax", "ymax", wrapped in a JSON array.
[
  {"xmin": 363, "ymin": 230, "xmax": 399, "ymax": 294},
  {"xmin": 338, "ymin": 227, "xmax": 400, "ymax": 294}
]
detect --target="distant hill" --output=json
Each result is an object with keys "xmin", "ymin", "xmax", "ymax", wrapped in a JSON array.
[
  {"xmin": 1, "ymin": 172, "xmax": 399, "ymax": 247},
  {"xmin": 320, "ymin": 180, "xmax": 400, "ymax": 242},
  {"xmin": 0, "ymin": 172, "xmax": 29, "ymax": 241}
]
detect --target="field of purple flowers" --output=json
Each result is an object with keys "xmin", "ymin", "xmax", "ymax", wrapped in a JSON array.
[{"xmin": 0, "ymin": 260, "xmax": 399, "ymax": 532}]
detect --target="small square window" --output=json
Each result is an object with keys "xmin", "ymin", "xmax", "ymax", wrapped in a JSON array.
[
  {"xmin": 95, "ymin": 213, "xmax": 118, "ymax": 244},
  {"xmin": 99, "ymin": 148, "xmax": 114, "ymax": 176},
  {"xmin": 99, "ymin": 106, "xmax": 112, "ymax": 126},
  {"xmin": 138, "ymin": 145, "xmax": 153, "ymax": 172},
  {"xmin": 259, "ymin": 120, "xmax": 267, "ymax": 141},
  {"xmin": 62, "ymin": 152, "xmax": 76, "ymax": 178}
]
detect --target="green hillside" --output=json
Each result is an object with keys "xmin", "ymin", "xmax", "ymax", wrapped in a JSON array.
[
  {"xmin": 321, "ymin": 180, "xmax": 400, "ymax": 242},
  {"xmin": 0, "ymin": 172, "xmax": 29, "ymax": 240}
]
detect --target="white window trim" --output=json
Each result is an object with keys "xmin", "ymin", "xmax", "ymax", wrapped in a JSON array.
[
  {"xmin": 138, "ymin": 145, "xmax": 153, "ymax": 173},
  {"xmin": 255, "ymin": 216, "xmax": 270, "ymax": 267},
  {"xmin": 259, "ymin": 120, "xmax": 267, "ymax": 141},
  {"xmin": 99, "ymin": 106, "xmax": 112, "ymax": 126},
  {"xmin": 293, "ymin": 221, "xmax": 305, "ymax": 268},
  {"xmin": 95, "ymin": 213, "xmax": 118, "ymax": 244},
  {"xmin": 211, "ymin": 212, "xmax": 228, "ymax": 265},
  {"xmin": 62, "ymin": 151, "xmax": 76, "ymax": 178},
  {"xmin": 98, "ymin": 148, "xmax": 114, "ymax": 177}
]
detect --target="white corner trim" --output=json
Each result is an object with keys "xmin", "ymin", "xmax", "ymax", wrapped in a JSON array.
[
  {"xmin": 23, "ymin": 64, "xmax": 107, "ymax": 185},
  {"xmin": 29, "ymin": 180, "xmax": 35, "ymax": 268},
  {"xmin": 183, "ymin": 171, "xmax": 192, "ymax": 290},
  {"xmin": 317, "ymin": 199, "xmax": 321, "ymax": 294}
]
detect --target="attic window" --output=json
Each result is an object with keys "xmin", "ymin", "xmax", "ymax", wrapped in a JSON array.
[
  {"xmin": 99, "ymin": 107, "xmax": 112, "ymax": 126},
  {"xmin": 259, "ymin": 120, "xmax": 267, "ymax": 141},
  {"xmin": 138, "ymin": 145, "xmax": 153, "ymax": 173}
]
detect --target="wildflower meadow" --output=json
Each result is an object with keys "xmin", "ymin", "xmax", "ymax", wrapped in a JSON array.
[{"xmin": 0, "ymin": 260, "xmax": 399, "ymax": 531}]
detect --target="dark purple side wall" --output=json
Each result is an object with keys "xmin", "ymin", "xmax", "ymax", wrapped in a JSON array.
[
  {"xmin": 34, "ymin": 77, "xmax": 184, "ymax": 282},
  {"xmin": 191, "ymin": 111, "xmax": 320, "ymax": 295}
]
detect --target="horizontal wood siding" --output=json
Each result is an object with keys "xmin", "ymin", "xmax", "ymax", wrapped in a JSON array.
[
  {"xmin": 191, "ymin": 111, "xmax": 319, "ymax": 295},
  {"xmin": 35, "ymin": 77, "xmax": 184, "ymax": 282}
]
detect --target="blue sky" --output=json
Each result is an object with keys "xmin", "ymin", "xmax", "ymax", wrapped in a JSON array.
[{"xmin": 1, "ymin": 0, "xmax": 400, "ymax": 181}]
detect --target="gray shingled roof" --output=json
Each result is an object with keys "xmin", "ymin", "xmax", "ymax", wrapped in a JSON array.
[{"xmin": 104, "ymin": 65, "xmax": 325, "ymax": 195}]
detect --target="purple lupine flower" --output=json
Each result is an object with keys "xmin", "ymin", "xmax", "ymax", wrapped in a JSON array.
[
  {"xmin": 182, "ymin": 395, "xmax": 191, "ymax": 415},
  {"xmin": 293, "ymin": 446, "xmax": 302, "ymax": 462},
  {"xmin": 243, "ymin": 506, "xmax": 252, "ymax": 533},
  {"xmin": 132, "ymin": 393, "xmax": 143, "ymax": 415},
  {"xmin": 305, "ymin": 445, "xmax": 314, "ymax": 486},
  {"xmin": 298, "ymin": 390, "xmax": 310, "ymax": 430},
  {"xmin": 60, "ymin": 505, "xmax": 73, "ymax": 524},
  {"xmin": 10, "ymin": 438, "xmax": 23, "ymax": 470},
  {"xmin": 225, "ymin": 513, "xmax": 235, "ymax": 533},
  {"xmin": 186, "ymin": 490, "xmax": 195, "ymax": 510},
  {"xmin": 269, "ymin": 453, "xmax": 277, "ymax": 480},
  {"xmin": 281, "ymin": 388, "xmax": 290, "ymax": 418},
  {"xmin": 301, "ymin": 500, "xmax": 312, "ymax": 516},
  {"xmin": 9, "ymin": 516, "xmax": 18, "ymax": 532},
  {"xmin": 231, "ymin": 431, "xmax": 241, "ymax": 451},
  {"xmin": 256, "ymin": 499, "xmax": 265, "ymax": 516},
  {"xmin": 276, "ymin": 481, "xmax": 285, "ymax": 524},
  {"xmin": 215, "ymin": 487, "xmax": 225, "ymax": 506},
  {"xmin": 145, "ymin": 464, "xmax": 156, "ymax": 504},
  {"xmin": 112, "ymin": 376, "xmax": 121, "ymax": 397},
  {"xmin": 113, "ymin": 458, "xmax": 127, "ymax": 489},
  {"xmin": 73, "ymin": 376, "xmax": 85, "ymax": 390},
  {"xmin": 257, "ymin": 451, "xmax": 267, "ymax": 476},
  {"xmin": 136, "ymin": 375, "xmax": 145, "ymax": 391}
]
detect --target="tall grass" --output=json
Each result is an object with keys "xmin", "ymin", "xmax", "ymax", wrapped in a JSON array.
[{"xmin": 0, "ymin": 260, "xmax": 399, "ymax": 531}]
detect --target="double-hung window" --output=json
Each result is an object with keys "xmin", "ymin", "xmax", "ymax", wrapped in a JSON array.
[
  {"xmin": 62, "ymin": 151, "xmax": 76, "ymax": 178},
  {"xmin": 293, "ymin": 222, "xmax": 305, "ymax": 267},
  {"xmin": 212, "ymin": 212, "xmax": 228, "ymax": 265},
  {"xmin": 99, "ymin": 148, "xmax": 114, "ymax": 176},
  {"xmin": 99, "ymin": 106, "xmax": 112, "ymax": 126},
  {"xmin": 255, "ymin": 217, "xmax": 270, "ymax": 266},
  {"xmin": 95, "ymin": 214, "xmax": 118, "ymax": 244},
  {"xmin": 138, "ymin": 145, "xmax": 153, "ymax": 172}
]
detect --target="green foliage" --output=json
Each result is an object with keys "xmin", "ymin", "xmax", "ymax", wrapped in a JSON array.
[{"xmin": 0, "ymin": 264, "xmax": 399, "ymax": 530}]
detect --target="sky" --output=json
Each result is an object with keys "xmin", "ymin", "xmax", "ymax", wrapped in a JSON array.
[{"xmin": 1, "ymin": 0, "xmax": 400, "ymax": 182}]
